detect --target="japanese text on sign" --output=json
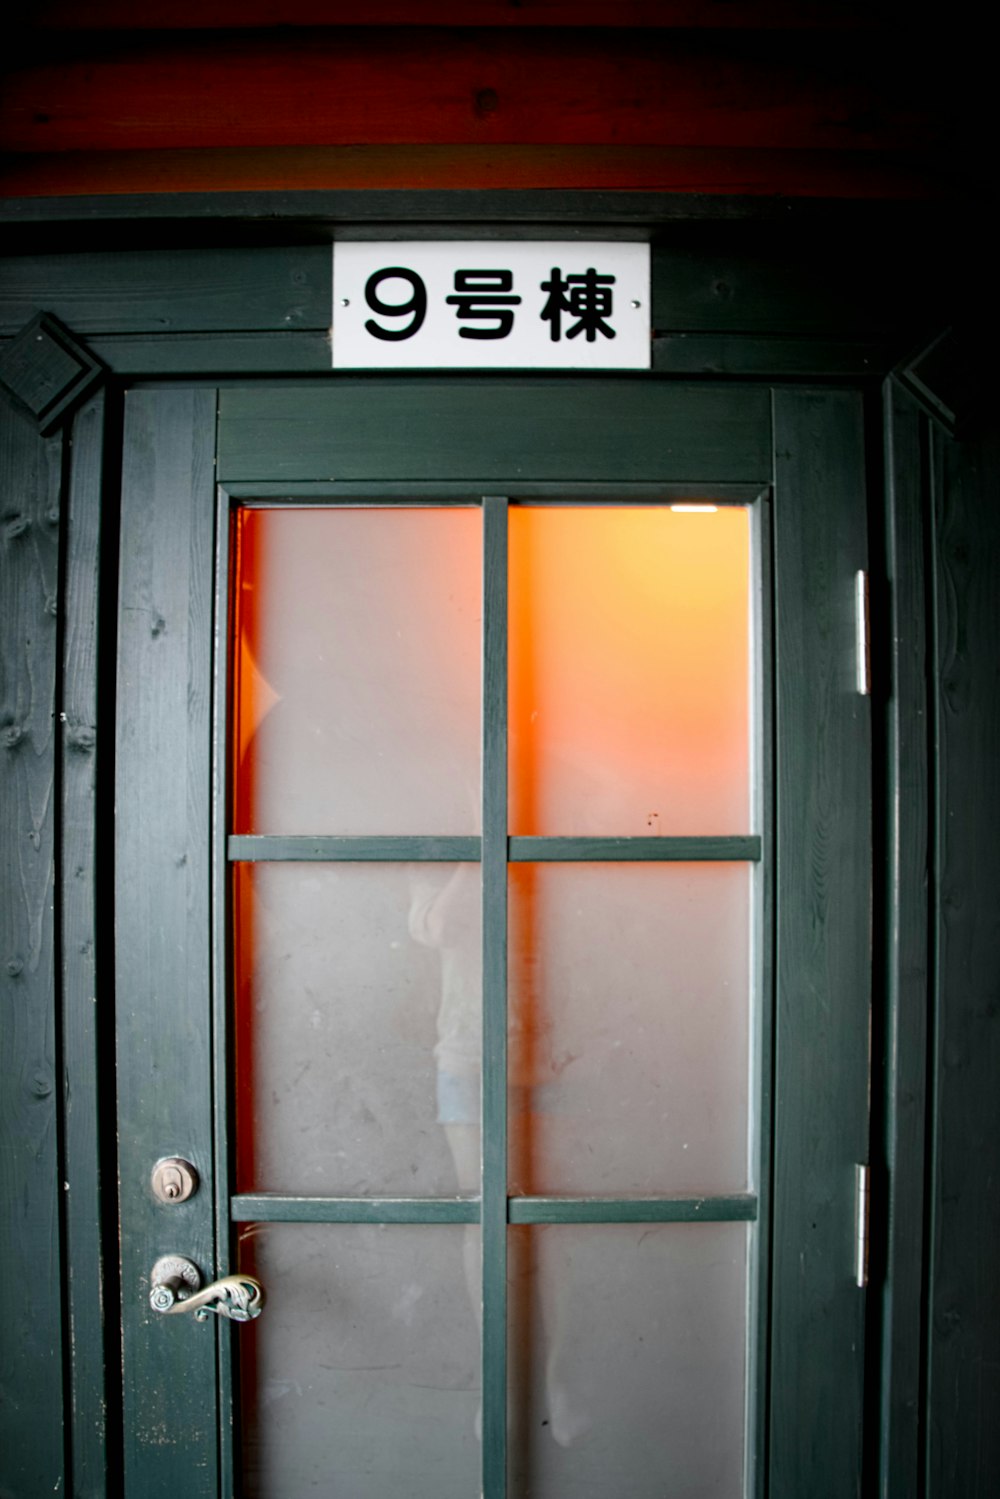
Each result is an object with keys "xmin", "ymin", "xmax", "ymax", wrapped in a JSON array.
[{"xmin": 332, "ymin": 242, "xmax": 650, "ymax": 369}]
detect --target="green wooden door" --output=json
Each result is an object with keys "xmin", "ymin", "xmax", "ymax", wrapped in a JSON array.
[{"xmin": 115, "ymin": 379, "xmax": 871, "ymax": 1498}]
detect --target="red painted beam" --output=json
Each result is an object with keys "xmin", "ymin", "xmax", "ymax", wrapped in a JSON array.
[
  {"xmin": 1, "ymin": 29, "xmax": 943, "ymax": 155},
  {"xmin": 23, "ymin": 2, "xmax": 892, "ymax": 32}
]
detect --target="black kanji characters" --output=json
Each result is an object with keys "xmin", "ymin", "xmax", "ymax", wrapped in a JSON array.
[
  {"xmin": 540, "ymin": 266, "xmax": 617, "ymax": 342},
  {"xmin": 361, "ymin": 261, "xmax": 620, "ymax": 347},
  {"xmin": 445, "ymin": 269, "xmax": 522, "ymax": 339}
]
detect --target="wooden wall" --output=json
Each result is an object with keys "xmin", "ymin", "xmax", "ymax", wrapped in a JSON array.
[{"xmin": 2, "ymin": 3, "xmax": 976, "ymax": 201}]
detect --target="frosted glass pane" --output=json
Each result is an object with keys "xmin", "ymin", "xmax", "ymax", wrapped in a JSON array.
[
  {"xmin": 232, "ymin": 507, "xmax": 481, "ymax": 835},
  {"xmin": 509, "ymin": 863, "xmax": 750, "ymax": 1195},
  {"xmin": 239, "ymin": 1224, "xmax": 481, "ymax": 1499},
  {"xmin": 509, "ymin": 506, "xmax": 751, "ymax": 835},
  {"xmin": 234, "ymin": 862, "xmax": 481, "ymax": 1195},
  {"xmin": 508, "ymin": 1223, "xmax": 747, "ymax": 1498}
]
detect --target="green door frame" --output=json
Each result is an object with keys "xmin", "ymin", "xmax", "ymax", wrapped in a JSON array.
[
  {"xmin": 113, "ymin": 375, "xmax": 870, "ymax": 1498},
  {"xmin": 3, "ymin": 196, "xmax": 951, "ymax": 1498}
]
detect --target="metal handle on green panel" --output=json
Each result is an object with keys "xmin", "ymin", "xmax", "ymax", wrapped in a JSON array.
[{"xmin": 149, "ymin": 1255, "xmax": 265, "ymax": 1322}]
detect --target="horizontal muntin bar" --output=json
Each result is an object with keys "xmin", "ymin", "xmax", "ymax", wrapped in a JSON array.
[
  {"xmin": 230, "ymin": 1193, "xmax": 757, "ymax": 1226},
  {"xmin": 228, "ymin": 834, "xmax": 761, "ymax": 863},
  {"xmin": 228, "ymin": 834, "xmax": 481, "ymax": 862},
  {"xmin": 509, "ymin": 835, "xmax": 761, "ymax": 862},
  {"xmin": 231, "ymin": 1195, "xmax": 480, "ymax": 1224},
  {"xmin": 509, "ymin": 1195, "xmax": 757, "ymax": 1224}
]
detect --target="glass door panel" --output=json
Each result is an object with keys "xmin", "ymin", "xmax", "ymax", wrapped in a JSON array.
[
  {"xmin": 226, "ymin": 497, "xmax": 762, "ymax": 1499},
  {"xmin": 232, "ymin": 507, "xmax": 482, "ymax": 835},
  {"xmin": 508, "ymin": 861, "xmax": 751, "ymax": 1196},
  {"xmin": 233, "ymin": 861, "xmax": 482, "ymax": 1196},
  {"xmin": 507, "ymin": 1223, "xmax": 748, "ymax": 1498},
  {"xmin": 239, "ymin": 1223, "xmax": 481, "ymax": 1499},
  {"xmin": 508, "ymin": 506, "xmax": 751, "ymax": 836}
]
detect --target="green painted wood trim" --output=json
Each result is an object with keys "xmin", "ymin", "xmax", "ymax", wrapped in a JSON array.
[
  {"xmin": 769, "ymin": 388, "xmax": 871, "ymax": 1499},
  {"xmin": 217, "ymin": 381, "xmax": 771, "ymax": 485},
  {"xmin": 508, "ymin": 1195, "xmax": 757, "ymax": 1224},
  {"xmin": 228, "ymin": 834, "xmax": 481, "ymax": 862},
  {"xmin": 228, "ymin": 1194, "xmax": 756, "ymax": 1225},
  {"xmin": 212, "ymin": 485, "xmax": 237, "ymax": 1499},
  {"xmin": 0, "ymin": 327, "xmax": 894, "ymax": 385},
  {"xmin": 223, "ymin": 480, "xmax": 764, "ymax": 502},
  {"xmin": 924, "ymin": 420, "xmax": 945, "ymax": 1499},
  {"xmin": 654, "ymin": 334, "xmax": 892, "ymax": 379},
  {"xmin": 509, "ymin": 835, "xmax": 761, "ymax": 862},
  {"xmin": 230, "ymin": 1195, "xmax": 481, "ymax": 1225},
  {"xmin": 115, "ymin": 389, "xmax": 220, "ymax": 1499},
  {"xmin": 90, "ymin": 331, "xmax": 333, "ymax": 376},
  {"xmin": 747, "ymin": 492, "xmax": 776, "ymax": 1499},
  {"xmin": 0, "ymin": 247, "xmax": 331, "ymax": 338},
  {"xmin": 0, "ymin": 212, "xmax": 944, "ymax": 345},
  {"xmin": 481, "ymin": 495, "xmax": 509, "ymax": 1499},
  {"xmin": 924, "ymin": 413, "xmax": 1000, "ymax": 1496},
  {"xmin": 0, "ymin": 191, "xmax": 940, "ymax": 231},
  {"xmin": 61, "ymin": 389, "xmax": 110, "ymax": 1499},
  {"xmin": 228, "ymin": 834, "xmax": 759, "ymax": 863},
  {"xmin": 0, "ymin": 397, "xmax": 66, "ymax": 1497},
  {"xmin": 877, "ymin": 378, "xmax": 931, "ymax": 1499},
  {"xmin": 0, "ymin": 329, "xmax": 895, "ymax": 384}
]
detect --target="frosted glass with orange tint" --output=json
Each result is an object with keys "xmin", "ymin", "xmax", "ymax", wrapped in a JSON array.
[
  {"xmin": 509, "ymin": 506, "xmax": 751, "ymax": 835},
  {"xmin": 232, "ymin": 508, "xmax": 481, "ymax": 836},
  {"xmin": 234, "ymin": 862, "xmax": 481, "ymax": 1195},
  {"xmin": 508, "ymin": 862, "xmax": 750, "ymax": 1195}
]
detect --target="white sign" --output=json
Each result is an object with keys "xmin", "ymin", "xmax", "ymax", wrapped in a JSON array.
[{"xmin": 332, "ymin": 242, "xmax": 650, "ymax": 369}]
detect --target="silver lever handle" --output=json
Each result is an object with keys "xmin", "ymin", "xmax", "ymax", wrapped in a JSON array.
[{"xmin": 149, "ymin": 1255, "xmax": 265, "ymax": 1322}]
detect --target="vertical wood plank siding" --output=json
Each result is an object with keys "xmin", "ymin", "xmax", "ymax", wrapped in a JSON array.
[
  {"xmin": 926, "ymin": 415, "xmax": 1000, "ymax": 1497},
  {"xmin": 61, "ymin": 389, "xmax": 110, "ymax": 1499},
  {"xmin": 0, "ymin": 400, "xmax": 66, "ymax": 1494}
]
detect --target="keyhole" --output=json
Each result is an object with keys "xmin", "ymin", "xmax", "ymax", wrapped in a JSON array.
[{"xmin": 151, "ymin": 1158, "xmax": 198, "ymax": 1203}]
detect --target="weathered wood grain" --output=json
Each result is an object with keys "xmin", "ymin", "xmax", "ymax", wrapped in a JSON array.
[
  {"xmin": 0, "ymin": 235, "xmax": 936, "ymax": 350},
  {"xmin": 926, "ymin": 413, "xmax": 1000, "ymax": 1498},
  {"xmin": 0, "ymin": 396, "xmax": 65, "ymax": 1494},
  {"xmin": 0, "ymin": 247, "xmax": 329, "ymax": 337},
  {"xmin": 116, "ymin": 386, "xmax": 219, "ymax": 1497},
  {"xmin": 769, "ymin": 387, "xmax": 871, "ymax": 1499},
  {"xmin": 217, "ymin": 380, "xmax": 771, "ymax": 484},
  {"xmin": 61, "ymin": 387, "xmax": 109, "ymax": 1499},
  {"xmin": 0, "ymin": 30, "xmax": 943, "ymax": 155}
]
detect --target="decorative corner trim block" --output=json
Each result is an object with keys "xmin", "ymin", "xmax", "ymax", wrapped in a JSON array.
[
  {"xmin": 0, "ymin": 311, "xmax": 105, "ymax": 434},
  {"xmin": 895, "ymin": 326, "xmax": 980, "ymax": 440}
]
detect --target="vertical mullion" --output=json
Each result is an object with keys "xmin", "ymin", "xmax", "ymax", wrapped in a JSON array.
[{"xmin": 481, "ymin": 495, "xmax": 509, "ymax": 1499}]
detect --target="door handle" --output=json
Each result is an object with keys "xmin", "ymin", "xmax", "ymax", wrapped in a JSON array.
[{"xmin": 149, "ymin": 1254, "xmax": 265, "ymax": 1322}]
